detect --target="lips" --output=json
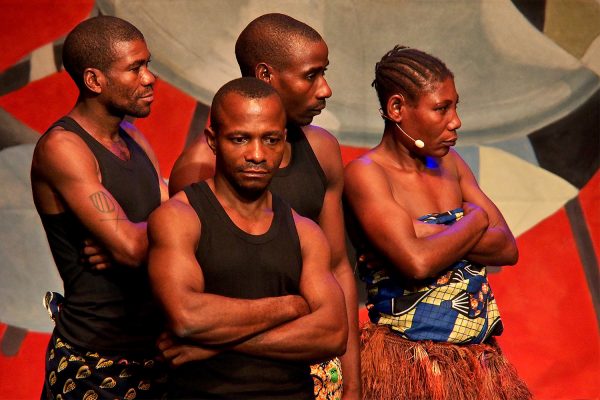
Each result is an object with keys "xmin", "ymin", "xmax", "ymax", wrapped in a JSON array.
[
  {"xmin": 241, "ymin": 169, "xmax": 269, "ymax": 176},
  {"xmin": 139, "ymin": 91, "xmax": 154, "ymax": 102}
]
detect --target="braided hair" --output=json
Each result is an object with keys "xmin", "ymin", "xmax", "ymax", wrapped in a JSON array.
[{"xmin": 372, "ymin": 46, "xmax": 453, "ymax": 109}]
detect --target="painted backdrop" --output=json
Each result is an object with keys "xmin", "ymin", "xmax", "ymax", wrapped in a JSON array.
[{"xmin": 0, "ymin": 0, "xmax": 598, "ymax": 399}]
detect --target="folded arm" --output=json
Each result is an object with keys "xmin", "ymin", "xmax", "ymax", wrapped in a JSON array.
[
  {"xmin": 344, "ymin": 157, "xmax": 489, "ymax": 280},
  {"xmin": 230, "ymin": 215, "xmax": 348, "ymax": 362},
  {"xmin": 31, "ymin": 129, "xmax": 149, "ymax": 267},
  {"xmin": 452, "ymin": 150, "xmax": 518, "ymax": 266},
  {"xmin": 147, "ymin": 193, "xmax": 309, "ymax": 346}
]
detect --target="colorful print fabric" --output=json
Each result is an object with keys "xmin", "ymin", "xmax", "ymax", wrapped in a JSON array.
[{"xmin": 358, "ymin": 208, "xmax": 503, "ymax": 344}]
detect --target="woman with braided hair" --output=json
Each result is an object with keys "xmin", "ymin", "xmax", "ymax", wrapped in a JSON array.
[{"xmin": 344, "ymin": 45, "xmax": 531, "ymax": 399}]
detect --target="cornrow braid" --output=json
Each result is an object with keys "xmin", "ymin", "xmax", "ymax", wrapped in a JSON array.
[{"xmin": 372, "ymin": 45, "xmax": 453, "ymax": 109}]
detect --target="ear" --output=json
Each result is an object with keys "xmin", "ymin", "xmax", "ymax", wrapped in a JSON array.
[
  {"xmin": 255, "ymin": 63, "xmax": 272, "ymax": 83},
  {"xmin": 204, "ymin": 126, "xmax": 217, "ymax": 155},
  {"xmin": 386, "ymin": 94, "xmax": 406, "ymax": 122},
  {"xmin": 83, "ymin": 67, "xmax": 104, "ymax": 94}
]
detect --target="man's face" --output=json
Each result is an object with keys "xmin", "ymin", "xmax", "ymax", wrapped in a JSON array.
[
  {"xmin": 402, "ymin": 77, "xmax": 461, "ymax": 157},
  {"xmin": 209, "ymin": 93, "xmax": 287, "ymax": 198},
  {"xmin": 103, "ymin": 39, "xmax": 155, "ymax": 118},
  {"xmin": 268, "ymin": 39, "xmax": 332, "ymax": 127}
]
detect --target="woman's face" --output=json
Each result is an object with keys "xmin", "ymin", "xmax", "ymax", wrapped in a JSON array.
[{"xmin": 401, "ymin": 77, "xmax": 462, "ymax": 156}]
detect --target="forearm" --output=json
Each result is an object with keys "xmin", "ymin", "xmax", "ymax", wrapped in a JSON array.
[
  {"xmin": 232, "ymin": 305, "xmax": 348, "ymax": 363},
  {"xmin": 466, "ymin": 226, "xmax": 518, "ymax": 266},
  {"xmin": 333, "ymin": 264, "xmax": 361, "ymax": 398},
  {"xmin": 170, "ymin": 293, "xmax": 308, "ymax": 346},
  {"xmin": 105, "ymin": 221, "xmax": 148, "ymax": 267},
  {"xmin": 399, "ymin": 211, "xmax": 488, "ymax": 279}
]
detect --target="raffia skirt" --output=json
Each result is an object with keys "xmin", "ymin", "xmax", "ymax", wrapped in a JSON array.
[{"xmin": 360, "ymin": 323, "xmax": 531, "ymax": 400}]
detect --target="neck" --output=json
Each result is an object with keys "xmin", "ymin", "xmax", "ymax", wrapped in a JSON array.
[
  {"xmin": 69, "ymin": 98, "xmax": 124, "ymax": 141},
  {"xmin": 210, "ymin": 175, "xmax": 271, "ymax": 218},
  {"xmin": 378, "ymin": 128, "xmax": 428, "ymax": 171}
]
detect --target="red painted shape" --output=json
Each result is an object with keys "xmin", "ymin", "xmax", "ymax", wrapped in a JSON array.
[
  {"xmin": 0, "ymin": 1, "xmax": 94, "ymax": 73},
  {"xmin": 340, "ymin": 144, "xmax": 368, "ymax": 166},
  {"xmin": 489, "ymin": 207, "xmax": 600, "ymax": 400},
  {"xmin": 0, "ymin": 323, "xmax": 51, "ymax": 399},
  {"xmin": 578, "ymin": 169, "xmax": 600, "ymax": 259},
  {"xmin": 134, "ymin": 79, "xmax": 197, "ymax": 177},
  {"xmin": 0, "ymin": 71, "xmax": 77, "ymax": 133}
]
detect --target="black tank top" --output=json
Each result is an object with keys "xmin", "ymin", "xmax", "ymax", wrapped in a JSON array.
[
  {"xmin": 170, "ymin": 181, "xmax": 313, "ymax": 399},
  {"xmin": 270, "ymin": 124, "xmax": 326, "ymax": 222},
  {"xmin": 39, "ymin": 116, "xmax": 162, "ymax": 356}
]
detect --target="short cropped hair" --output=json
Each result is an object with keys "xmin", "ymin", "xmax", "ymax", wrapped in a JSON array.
[
  {"xmin": 372, "ymin": 45, "xmax": 454, "ymax": 109},
  {"xmin": 62, "ymin": 16, "xmax": 145, "ymax": 90},
  {"xmin": 210, "ymin": 77, "xmax": 282, "ymax": 132},
  {"xmin": 235, "ymin": 13, "xmax": 323, "ymax": 76}
]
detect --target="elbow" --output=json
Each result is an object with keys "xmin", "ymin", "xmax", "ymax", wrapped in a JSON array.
[
  {"xmin": 113, "ymin": 240, "xmax": 147, "ymax": 267},
  {"xmin": 402, "ymin": 255, "xmax": 435, "ymax": 281},
  {"xmin": 503, "ymin": 244, "xmax": 519, "ymax": 266},
  {"xmin": 167, "ymin": 308, "xmax": 196, "ymax": 339},
  {"xmin": 324, "ymin": 317, "xmax": 348, "ymax": 358}
]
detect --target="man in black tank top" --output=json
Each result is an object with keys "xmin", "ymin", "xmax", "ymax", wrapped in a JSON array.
[
  {"xmin": 168, "ymin": 14, "xmax": 360, "ymax": 399},
  {"xmin": 31, "ymin": 16, "xmax": 168, "ymax": 399},
  {"xmin": 148, "ymin": 78, "xmax": 347, "ymax": 399}
]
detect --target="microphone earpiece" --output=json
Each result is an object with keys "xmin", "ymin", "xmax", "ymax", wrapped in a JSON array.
[
  {"xmin": 395, "ymin": 123, "xmax": 425, "ymax": 148},
  {"xmin": 379, "ymin": 109, "xmax": 426, "ymax": 149}
]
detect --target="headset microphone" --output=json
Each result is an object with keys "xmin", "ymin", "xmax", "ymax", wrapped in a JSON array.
[
  {"xmin": 395, "ymin": 123, "xmax": 425, "ymax": 149},
  {"xmin": 378, "ymin": 108, "xmax": 426, "ymax": 149}
]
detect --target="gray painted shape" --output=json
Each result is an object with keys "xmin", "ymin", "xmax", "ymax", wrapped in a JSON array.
[
  {"xmin": 96, "ymin": 0, "xmax": 600, "ymax": 148},
  {"xmin": 487, "ymin": 135, "xmax": 539, "ymax": 167},
  {"xmin": 0, "ymin": 144, "xmax": 61, "ymax": 333},
  {"xmin": 455, "ymin": 145, "xmax": 480, "ymax": 181}
]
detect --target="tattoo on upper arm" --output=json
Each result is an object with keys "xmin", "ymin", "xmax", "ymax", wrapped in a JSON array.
[
  {"xmin": 89, "ymin": 191, "xmax": 115, "ymax": 213},
  {"xmin": 89, "ymin": 191, "xmax": 127, "ymax": 231}
]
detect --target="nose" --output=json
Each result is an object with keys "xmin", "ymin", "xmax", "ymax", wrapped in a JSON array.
[
  {"xmin": 448, "ymin": 108, "xmax": 461, "ymax": 131},
  {"xmin": 141, "ymin": 66, "xmax": 156, "ymax": 86},
  {"xmin": 317, "ymin": 76, "xmax": 332, "ymax": 99},
  {"xmin": 245, "ymin": 140, "xmax": 266, "ymax": 163}
]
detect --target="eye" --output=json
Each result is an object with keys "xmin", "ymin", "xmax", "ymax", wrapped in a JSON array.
[
  {"xmin": 264, "ymin": 137, "xmax": 281, "ymax": 145},
  {"xmin": 231, "ymin": 137, "xmax": 247, "ymax": 144}
]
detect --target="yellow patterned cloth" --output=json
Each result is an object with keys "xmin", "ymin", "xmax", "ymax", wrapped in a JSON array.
[
  {"xmin": 42, "ymin": 332, "xmax": 167, "ymax": 400},
  {"xmin": 311, "ymin": 357, "xmax": 343, "ymax": 400}
]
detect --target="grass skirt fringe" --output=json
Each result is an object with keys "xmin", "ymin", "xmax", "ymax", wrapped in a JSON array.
[{"xmin": 361, "ymin": 323, "xmax": 531, "ymax": 400}]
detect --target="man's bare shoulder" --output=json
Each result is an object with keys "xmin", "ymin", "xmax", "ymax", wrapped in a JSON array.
[
  {"xmin": 149, "ymin": 191, "xmax": 199, "ymax": 237},
  {"xmin": 301, "ymin": 124, "xmax": 340, "ymax": 155},
  {"xmin": 292, "ymin": 209, "xmax": 328, "ymax": 247},
  {"xmin": 301, "ymin": 124, "xmax": 342, "ymax": 182},
  {"xmin": 169, "ymin": 132, "xmax": 216, "ymax": 195},
  {"xmin": 32, "ymin": 126, "xmax": 94, "ymax": 172}
]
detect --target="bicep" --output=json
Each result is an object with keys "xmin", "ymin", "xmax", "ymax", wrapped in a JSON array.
[
  {"xmin": 344, "ymin": 163, "xmax": 419, "ymax": 263},
  {"xmin": 147, "ymin": 204, "xmax": 205, "ymax": 309},
  {"xmin": 296, "ymin": 220, "xmax": 345, "ymax": 319},
  {"xmin": 40, "ymin": 137, "xmax": 142, "ymax": 248}
]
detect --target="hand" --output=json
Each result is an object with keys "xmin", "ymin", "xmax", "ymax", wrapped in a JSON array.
[
  {"xmin": 412, "ymin": 220, "xmax": 447, "ymax": 238},
  {"xmin": 289, "ymin": 295, "xmax": 311, "ymax": 317},
  {"xmin": 81, "ymin": 238, "xmax": 112, "ymax": 270},
  {"xmin": 157, "ymin": 332, "xmax": 220, "ymax": 367},
  {"xmin": 462, "ymin": 202, "xmax": 489, "ymax": 229},
  {"xmin": 357, "ymin": 250, "xmax": 385, "ymax": 270}
]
